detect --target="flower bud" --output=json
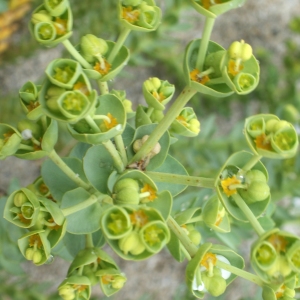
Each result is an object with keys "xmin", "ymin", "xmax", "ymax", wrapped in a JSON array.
[
  {"xmin": 17, "ymin": 119, "xmax": 42, "ymax": 139},
  {"xmin": 32, "ymin": 250, "xmax": 43, "ymax": 264},
  {"xmin": 266, "ymin": 255, "xmax": 292, "ymax": 278},
  {"xmin": 228, "ymin": 40, "xmax": 252, "ymax": 62},
  {"xmin": 239, "ymin": 180, "xmax": 270, "ymax": 203},
  {"xmin": 123, "ymin": 99, "xmax": 133, "ymax": 113},
  {"xmin": 150, "ymin": 110, "xmax": 164, "ymax": 123},
  {"xmin": 118, "ymin": 231, "xmax": 145, "ymax": 255},
  {"xmin": 111, "ymin": 275, "xmax": 127, "ymax": 289},
  {"xmin": 189, "ymin": 118, "xmax": 201, "ymax": 134},
  {"xmin": 25, "ymin": 248, "xmax": 35, "ymax": 260},
  {"xmin": 202, "ymin": 270, "xmax": 227, "ymax": 297},
  {"xmin": 273, "ymin": 120, "xmax": 290, "ymax": 132},
  {"xmin": 265, "ymin": 119, "xmax": 279, "ymax": 133},
  {"xmin": 244, "ymin": 169, "xmax": 267, "ymax": 184},
  {"xmin": 31, "ymin": 11, "xmax": 52, "ymax": 24},
  {"xmin": 188, "ymin": 229, "xmax": 201, "ymax": 246},
  {"xmin": 114, "ymin": 178, "xmax": 139, "ymax": 193},
  {"xmin": 114, "ymin": 189, "xmax": 140, "ymax": 205},
  {"xmin": 80, "ymin": 34, "xmax": 108, "ymax": 63},
  {"xmin": 282, "ymin": 104, "xmax": 299, "ymax": 123},
  {"xmin": 13, "ymin": 192, "xmax": 27, "ymax": 207},
  {"xmin": 59, "ymin": 285, "xmax": 75, "ymax": 300}
]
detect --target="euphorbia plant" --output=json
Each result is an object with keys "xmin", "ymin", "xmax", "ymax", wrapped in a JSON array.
[{"xmin": 1, "ymin": 0, "xmax": 300, "ymax": 299}]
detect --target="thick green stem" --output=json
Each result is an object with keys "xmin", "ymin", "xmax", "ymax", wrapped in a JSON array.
[
  {"xmin": 48, "ymin": 149, "xmax": 91, "ymax": 190},
  {"xmin": 61, "ymin": 194, "xmax": 99, "ymax": 217},
  {"xmin": 167, "ymin": 216, "xmax": 198, "ymax": 257},
  {"xmin": 107, "ymin": 27, "xmax": 131, "ymax": 63},
  {"xmin": 85, "ymin": 233, "xmax": 94, "ymax": 248},
  {"xmin": 103, "ymin": 140, "xmax": 125, "ymax": 173},
  {"xmin": 129, "ymin": 86, "xmax": 197, "ymax": 163},
  {"xmin": 196, "ymin": 17, "xmax": 215, "ymax": 71},
  {"xmin": 242, "ymin": 155, "xmax": 263, "ymax": 172},
  {"xmin": 145, "ymin": 171, "xmax": 215, "ymax": 189},
  {"xmin": 114, "ymin": 135, "xmax": 128, "ymax": 166},
  {"xmin": 62, "ymin": 39, "xmax": 92, "ymax": 69},
  {"xmin": 231, "ymin": 193, "xmax": 265, "ymax": 236},
  {"xmin": 216, "ymin": 260, "xmax": 264, "ymax": 287},
  {"xmin": 98, "ymin": 81, "xmax": 109, "ymax": 95}
]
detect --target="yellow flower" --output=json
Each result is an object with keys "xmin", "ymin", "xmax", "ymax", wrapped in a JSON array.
[
  {"xmin": 141, "ymin": 183, "xmax": 157, "ymax": 201},
  {"xmin": 93, "ymin": 59, "xmax": 111, "ymax": 75},
  {"xmin": 190, "ymin": 69, "xmax": 210, "ymax": 85},
  {"xmin": 122, "ymin": 6, "xmax": 140, "ymax": 23},
  {"xmin": 200, "ymin": 252, "xmax": 217, "ymax": 269},
  {"xmin": 220, "ymin": 175, "xmax": 241, "ymax": 196}
]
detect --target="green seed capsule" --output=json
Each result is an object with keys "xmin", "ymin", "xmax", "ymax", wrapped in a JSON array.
[{"xmin": 239, "ymin": 180, "xmax": 270, "ymax": 203}]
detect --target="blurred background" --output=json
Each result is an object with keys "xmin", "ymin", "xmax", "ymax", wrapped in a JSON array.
[{"xmin": 1, "ymin": 0, "xmax": 300, "ymax": 299}]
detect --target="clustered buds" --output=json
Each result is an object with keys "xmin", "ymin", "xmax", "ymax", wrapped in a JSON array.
[
  {"xmin": 245, "ymin": 114, "xmax": 299, "ymax": 159},
  {"xmin": 30, "ymin": 0, "xmax": 72, "ymax": 47},
  {"xmin": 101, "ymin": 205, "xmax": 170, "ymax": 260},
  {"xmin": 119, "ymin": 0, "xmax": 162, "ymax": 32}
]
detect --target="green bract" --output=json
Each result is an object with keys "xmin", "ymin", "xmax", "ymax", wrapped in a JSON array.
[
  {"xmin": 170, "ymin": 107, "xmax": 201, "ymax": 137},
  {"xmin": 58, "ymin": 275, "xmax": 91, "ymax": 300},
  {"xmin": 102, "ymin": 205, "xmax": 169, "ymax": 260},
  {"xmin": 44, "ymin": 0, "xmax": 69, "ymax": 17},
  {"xmin": 186, "ymin": 243, "xmax": 244, "ymax": 298},
  {"xmin": 142, "ymin": 78, "xmax": 175, "ymax": 110},
  {"xmin": 18, "ymin": 230, "xmax": 51, "ymax": 265},
  {"xmin": 0, "ymin": 124, "xmax": 22, "ymax": 160},
  {"xmin": 29, "ymin": 4, "xmax": 73, "ymax": 47},
  {"xmin": 189, "ymin": 0, "xmax": 246, "ymax": 18},
  {"xmin": 251, "ymin": 229, "xmax": 300, "ymax": 284},
  {"xmin": 220, "ymin": 40, "xmax": 259, "ymax": 95},
  {"xmin": 4, "ymin": 188, "xmax": 40, "ymax": 228},
  {"xmin": 68, "ymin": 94, "xmax": 126, "ymax": 143},
  {"xmin": 119, "ymin": 0, "xmax": 161, "ymax": 32},
  {"xmin": 216, "ymin": 151, "xmax": 270, "ymax": 222},
  {"xmin": 244, "ymin": 114, "xmax": 299, "ymax": 159},
  {"xmin": 80, "ymin": 41, "xmax": 130, "ymax": 82},
  {"xmin": 184, "ymin": 39, "xmax": 234, "ymax": 97},
  {"xmin": 14, "ymin": 118, "xmax": 58, "ymax": 160},
  {"xmin": 202, "ymin": 195, "xmax": 230, "ymax": 233}
]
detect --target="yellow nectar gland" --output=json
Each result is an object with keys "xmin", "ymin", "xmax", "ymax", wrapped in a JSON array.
[
  {"xmin": 228, "ymin": 59, "xmax": 243, "ymax": 77},
  {"xmin": 201, "ymin": 252, "xmax": 217, "ymax": 269},
  {"xmin": 152, "ymin": 90, "xmax": 166, "ymax": 102},
  {"xmin": 103, "ymin": 113, "xmax": 118, "ymax": 130},
  {"xmin": 190, "ymin": 69, "xmax": 210, "ymax": 85},
  {"xmin": 215, "ymin": 209, "xmax": 225, "ymax": 226},
  {"xmin": 54, "ymin": 17, "xmax": 67, "ymax": 35},
  {"xmin": 130, "ymin": 210, "xmax": 149, "ymax": 228},
  {"xmin": 27, "ymin": 101, "xmax": 40, "ymax": 112},
  {"xmin": 202, "ymin": 0, "xmax": 222, "ymax": 9},
  {"xmin": 93, "ymin": 59, "xmax": 111, "ymax": 75},
  {"xmin": 47, "ymin": 218, "xmax": 61, "ymax": 231},
  {"xmin": 221, "ymin": 175, "xmax": 241, "ymax": 196},
  {"xmin": 29, "ymin": 234, "xmax": 43, "ymax": 249},
  {"xmin": 101, "ymin": 275, "xmax": 114, "ymax": 285},
  {"xmin": 275, "ymin": 284, "xmax": 286, "ymax": 299},
  {"xmin": 141, "ymin": 183, "xmax": 157, "ymax": 201},
  {"xmin": 255, "ymin": 134, "xmax": 273, "ymax": 151},
  {"xmin": 122, "ymin": 6, "xmax": 140, "ymax": 23},
  {"xmin": 268, "ymin": 234, "xmax": 288, "ymax": 253},
  {"xmin": 73, "ymin": 82, "xmax": 90, "ymax": 96},
  {"xmin": 73, "ymin": 284, "xmax": 88, "ymax": 292},
  {"xmin": 176, "ymin": 115, "xmax": 188, "ymax": 127},
  {"xmin": 18, "ymin": 213, "xmax": 31, "ymax": 225}
]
